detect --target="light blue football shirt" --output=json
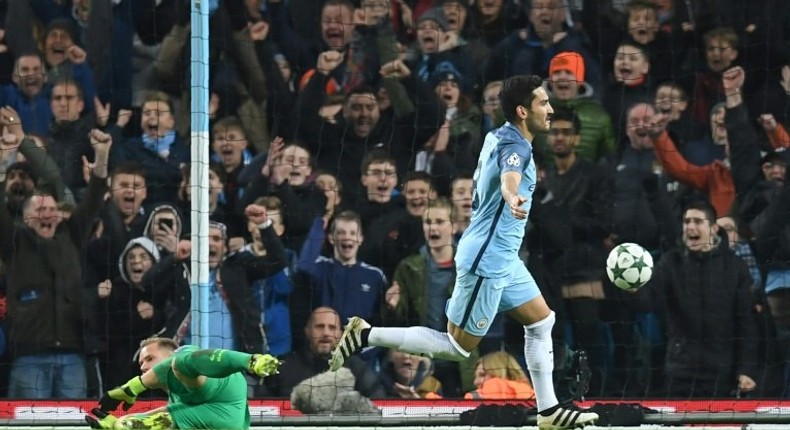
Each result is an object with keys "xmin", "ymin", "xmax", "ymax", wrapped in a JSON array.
[{"xmin": 455, "ymin": 122, "xmax": 536, "ymax": 278}]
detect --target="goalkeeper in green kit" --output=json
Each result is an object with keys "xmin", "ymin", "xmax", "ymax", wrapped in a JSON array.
[{"xmin": 85, "ymin": 337, "xmax": 281, "ymax": 429}]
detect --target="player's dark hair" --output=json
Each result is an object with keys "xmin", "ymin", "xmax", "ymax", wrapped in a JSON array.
[{"xmin": 499, "ymin": 75, "xmax": 544, "ymax": 123}]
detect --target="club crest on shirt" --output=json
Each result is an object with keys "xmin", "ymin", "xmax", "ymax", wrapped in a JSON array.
[
  {"xmin": 506, "ymin": 153, "xmax": 520, "ymax": 166},
  {"xmin": 476, "ymin": 318, "xmax": 488, "ymax": 329}
]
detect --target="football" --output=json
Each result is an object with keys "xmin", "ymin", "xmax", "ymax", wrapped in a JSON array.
[{"xmin": 606, "ymin": 243, "xmax": 654, "ymax": 290}]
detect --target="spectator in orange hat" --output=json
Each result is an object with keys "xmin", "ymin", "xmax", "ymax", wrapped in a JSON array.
[{"xmin": 535, "ymin": 51, "xmax": 615, "ymax": 164}]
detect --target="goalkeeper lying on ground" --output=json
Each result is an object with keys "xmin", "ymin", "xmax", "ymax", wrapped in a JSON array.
[{"xmin": 85, "ymin": 337, "xmax": 281, "ymax": 429}]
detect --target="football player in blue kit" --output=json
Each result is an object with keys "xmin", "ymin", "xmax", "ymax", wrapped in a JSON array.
[{"xmin": 329, "ymin": 75, "xmax": 598, "ymax": 429}]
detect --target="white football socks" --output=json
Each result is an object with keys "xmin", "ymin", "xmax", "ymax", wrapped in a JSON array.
[
  {"xmin": 525, "ymin": 311, "xmax": 559, "ymax": 412},
  {"xmin": 368, "ymin": 326, "xmax": 471, "ymax": 361}
]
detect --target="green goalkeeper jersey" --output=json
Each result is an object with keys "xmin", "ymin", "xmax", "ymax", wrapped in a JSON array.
[{"xmin": 153, "ymin": 346, "xmax": 251, "ymax": 429}]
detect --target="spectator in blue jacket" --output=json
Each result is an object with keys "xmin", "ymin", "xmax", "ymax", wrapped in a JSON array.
[{"xmin": 296, "ymin": 211, "xmax": 386, "ymax": 326}]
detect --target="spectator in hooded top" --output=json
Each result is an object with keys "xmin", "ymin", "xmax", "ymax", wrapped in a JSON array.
[
  {"xmin": 94, "ymin": 237, "xmax": 162, "ymax": 392},
  {"xmin": 143, "ymin": 204, "xmax": 184, "ymax": 258}
]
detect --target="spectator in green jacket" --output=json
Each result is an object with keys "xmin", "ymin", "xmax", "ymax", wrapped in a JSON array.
[
  {"xmin": 383, "ymin": 197, "xmax": 476, "ymax": 397},
  {"xmin": 535, "ymin": 51, "xmax": 616, "ymax": 164}
]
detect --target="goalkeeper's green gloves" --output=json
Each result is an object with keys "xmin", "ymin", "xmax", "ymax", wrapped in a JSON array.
[
  {"xmin": 249, "ymin": 353, "xmax": 282, "ymax": 377},
  {"xmin": 99, "ymin": 375, "xmax": 148, "ymax": 411}
]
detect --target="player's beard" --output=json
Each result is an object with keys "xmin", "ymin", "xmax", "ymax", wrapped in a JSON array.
[{"xmin": 526, "ymin": 114, "xmax": 549, "ymax": 135}]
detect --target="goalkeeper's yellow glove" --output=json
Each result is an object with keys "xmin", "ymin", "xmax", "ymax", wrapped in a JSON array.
[
  {"xmin": 99, "ymin": 376, "xmax": 148, "ymax": 411},
  {"xmin": 249, "ymin": 354, "xmax": 282, "ymax": 377},
  {"xmin": 85, "ymin": 408, "xmax": 118, "ymax": 429}
]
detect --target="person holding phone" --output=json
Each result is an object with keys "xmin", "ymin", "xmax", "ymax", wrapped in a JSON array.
[{"xmin": 144, "ymin": 204, "xmax": 183, "ymax": 256}]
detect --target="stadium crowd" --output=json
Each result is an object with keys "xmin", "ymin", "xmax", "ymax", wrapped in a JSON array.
[{"xmin": 0, "ymin": 0, "xmax": 788, "ymax": 402}]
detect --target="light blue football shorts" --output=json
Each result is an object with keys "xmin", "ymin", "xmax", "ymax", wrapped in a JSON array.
[{"xmin": 446, "ymin": 261, "xmax": 540, "ymax": 336}]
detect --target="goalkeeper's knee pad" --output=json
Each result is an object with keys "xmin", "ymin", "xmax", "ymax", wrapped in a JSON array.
[{"xmin": 114, "ymin": 412, "xmax": 173, "ymax": 430}]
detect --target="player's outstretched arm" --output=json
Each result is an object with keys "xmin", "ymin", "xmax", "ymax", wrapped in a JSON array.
[{"xmin": 174, "ymin": 348, "xmax": 281, "ymax": 380}]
